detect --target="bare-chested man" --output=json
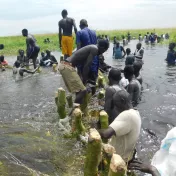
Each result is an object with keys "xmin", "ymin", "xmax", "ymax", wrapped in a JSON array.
[
  {"xmin": 59, "ymin": 9, "xmax": 77, "ymax": 60},
  {"xmin": 124, "ymin": 65, "xmax": 141, "ymax": 106},
  {"xmin": 59, "ymin": 39, "xmax": 109, "ymax": 104},
  {"xmin": 104, "ymin": 68, "xmax": 125, "ymax": 123}
]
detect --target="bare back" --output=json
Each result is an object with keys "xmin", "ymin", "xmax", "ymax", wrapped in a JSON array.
[
  {"xmin": 59, "ymin": 17, "xmax": 74, "ymax": 36},
  {"xmin": 67, "ymin": 45, "xmax": 98, "ymax": 84}
]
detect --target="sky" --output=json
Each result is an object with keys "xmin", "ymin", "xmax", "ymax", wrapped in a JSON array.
[{"xmin": 0, "ymin": 0, "xmax": 176, "ymax": 36}]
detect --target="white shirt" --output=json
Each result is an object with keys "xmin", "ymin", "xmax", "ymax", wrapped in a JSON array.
[{"xmin": 109, "ymin": 109, "xmax": 141, "ymax": 161}]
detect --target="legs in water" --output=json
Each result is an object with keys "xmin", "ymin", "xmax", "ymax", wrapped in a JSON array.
[{"xmin": 32, "ymin": 56, "xmax": 38, "ymax": 69}]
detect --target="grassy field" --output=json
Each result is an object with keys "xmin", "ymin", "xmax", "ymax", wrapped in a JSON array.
[{"xmin": 0, "ymin": 28, "xmax": 176, "ymax": 56}]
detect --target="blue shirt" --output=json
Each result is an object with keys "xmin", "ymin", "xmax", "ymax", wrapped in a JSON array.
[
  {"xmin": 76, "ymin": 28, "xmax": 98, "ymax": 74},
  {"xmin": 76, "ymin": 27, "xmax": 97, "ymax": 47}
]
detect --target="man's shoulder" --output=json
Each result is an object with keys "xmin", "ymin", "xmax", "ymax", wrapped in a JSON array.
[{"xmin": 118, "ymin": 109, "xmax": 141, "ymax": 119}]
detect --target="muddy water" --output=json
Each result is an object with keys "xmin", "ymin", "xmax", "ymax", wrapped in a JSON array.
[{"xmin": 0, "ymin": 41, "xmax": 175, "ymax": 175}]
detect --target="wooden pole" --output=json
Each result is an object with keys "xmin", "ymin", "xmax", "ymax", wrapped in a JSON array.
[
  {"xmin": 108, "ymin": 154, "xmax": 127, "ymax": 176},
  {"xmin": 72, "ymin": 108, "xmax": 85, "ymax": 137},
  {"xmin": 84, "ymin": 128, "xmax": 102, "ymax": 176},
  {"xmin": 66, "ymin": 95, "xmax": 73, "ymax": 108},
  {"xmin": 100, "ymin": 110, "xmax": 109, "ymax": 143},
  {"xmin": 55, "ymin": 88, "xmax": 67, "ymax": 119}
]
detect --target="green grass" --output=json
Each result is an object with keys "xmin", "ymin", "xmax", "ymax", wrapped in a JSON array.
[{"xmin": 0, "ymin": 28, "xmax": 176, "ymax": 56}]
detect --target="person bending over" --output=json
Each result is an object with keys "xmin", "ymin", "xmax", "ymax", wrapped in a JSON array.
[
  {"xmin": 99, "ymin": 90, "xmax": 141, "ymax": 162},
  {"xmin": 59, "ymin": 39, "xmax": 109, "ymax": 105}
]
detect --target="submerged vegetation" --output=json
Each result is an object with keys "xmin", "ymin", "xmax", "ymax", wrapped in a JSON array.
[{"xmin": 0, "ymin": 28, "xmax": 176, "ymax": 55}]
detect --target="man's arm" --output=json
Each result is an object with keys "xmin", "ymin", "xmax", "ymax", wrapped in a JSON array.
[
  {"xmin": 21, "ymin": 67, "xmax": 38, "ymax": 74},
  {"xmin": 129, "ymin": 160, "xmax": 161, "ymax": 176},
  {"xmin": 99, "ymin": 126, "xmax": 115, "ymax": 139},
  {"xmin": 73, "ymin": 19, "xmax": 77, "ymax": 35},
  {"xmin": 58, "ymin": 21, "xmax": 62, "ymax": 49},
  {"xmin": 104, "ymin": 87, "xmax": 115, "ymax": 116},
  {"xmin": 127, "ymin": 83, "xmax": 135, "ymax": 102},
  {"xmin": 121, "ymin": 46, "xmax": 126, "ymax": 58},
  {"xmin": 76, "ymin": 31, "xmax": 81, "ymax": 50}
]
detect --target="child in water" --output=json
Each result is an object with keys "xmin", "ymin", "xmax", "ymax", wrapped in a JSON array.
[
  {"xmin": 0, "ymin": 55, "xmax": 8, "ymax": 71},
  {"xmin": 13, "ymin": 60, "xmax": 39, "ymax": 80}
]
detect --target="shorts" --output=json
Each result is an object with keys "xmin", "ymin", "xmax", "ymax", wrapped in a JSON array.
[
  {"xmin": 61, "ymin": 36, "xmax": 73, "ymax": 56},
  {"xmin": 59, "ymin": 63, "xmax": 86, "ymax": 93}
]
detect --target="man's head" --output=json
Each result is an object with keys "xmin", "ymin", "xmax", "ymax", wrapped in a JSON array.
[
  {"xmin": 124, "ymin": 65, "xmax": 134, "ymax": 79},
  {"xmin": 147, "ymin": 32, "xmax": 149, "ymax": 34},
  {"xmin": 169, "ymin": 43, "xmax": 176, "ymax": 50},
  {"xmin": 14, "ymin": 60, "xmax": 21, "ymax": 68},
  {"xmin": 114, "ymin": 36, "xmax": 116, "ymax": 39},
  {"xmin": 0, "ymin": 55, "xmax": 4, "ymax": 62},
  {"xmin": 97, "ymin": 39, "xmax": 109, "ymax": 54},
  {"xmin": 79, "ymin": 19, "xmax": 88, "ymax": 29},
  {"xmin": 102, "ymin": 35, "xmax": 104, "ymax": 38},
  {"xmin": 46, "ymin": 50, "xmax": 51, "ymax": 55},
  {"xmin": 0, "ymin": 44, "xmax": 4, "ymax": 50},
  {"xmin": 108, "ymin": 68, "xmax": 121, "ymax": 85},
  {"xmin": 105, "ymin": 35, "xmax": 107, "ymax": 38},
  {"xmin": 133, "ymin": 62, "xmax": 142, "ymax": 74},
  {"xmin": 126, "ymin": 48, "xmax": 131, "ymax": 55},
  {"xmin": 113, "ymin": 90, "xmax": 131, "ymax": 112},
  {"xmin": 136, "ymin": 43, "xmax": 142, "ymax": 50},
  {"xmin": 116, "ymin": 41, "xmax": 120, "ymax": 47},
  {"xmin": 61, "ymin": 9, "xmax": 68, "ymax": 18},
  {"xmin": 22, "ymin": 29, "xmax": 28, "ymax": 37}
]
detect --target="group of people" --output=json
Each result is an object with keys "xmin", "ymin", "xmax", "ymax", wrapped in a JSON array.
[
  {"xmin": 57, "ymin": 9, "xmax": 161, "ymax": 176},
  {"xmin": 0, "ymin": 8, "xmax": 174, "ymax": 175}
]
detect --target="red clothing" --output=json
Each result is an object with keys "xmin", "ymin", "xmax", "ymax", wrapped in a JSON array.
[{"xmin": 1, "ymin": 60, "xmax": 8, "ymax": 65}]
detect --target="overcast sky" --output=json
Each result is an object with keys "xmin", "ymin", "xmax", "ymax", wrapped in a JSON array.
[{"xmin": 0, "ymin": 0, "xmax": 176, "ymax": 36}]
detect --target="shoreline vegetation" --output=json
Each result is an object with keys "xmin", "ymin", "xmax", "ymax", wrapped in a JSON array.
[{"xmin": 0, "ymin": 28, "xmax": 176, "ymax": 56}]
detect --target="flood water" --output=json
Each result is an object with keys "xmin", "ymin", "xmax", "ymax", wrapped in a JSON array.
[{"xmin": 0, "ymin": 40, "xmax": 175, "ymax": 175}]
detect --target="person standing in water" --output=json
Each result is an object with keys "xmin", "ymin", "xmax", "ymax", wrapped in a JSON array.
[
  {"xmin": 22, "ymin": 29, "xmax": 39, "ymax": 69},
  {"xmin": 133, "ymin": 62, "xmax": 143, "ymax": 85},
  {"xmin": 134, "ymin": 43, "xmax": 144, "ymax": 65},
  {"xmin": 104, "ymin": 68, "xmax": 125, "ymax": 124},
  {"xmin": 125, "ymin": 48, "xmax": 135, "ymax": 65},
  {"xmin": 113, "ymin": 42, "xmax": 126, "ymax": 59},
  {"xmin": 124, "ymin": 65, "xmax": 141, "ymax": 106},
  {"xmin": 59, "ymin": 9, "xmax": 77, "ymax": 60},
  {"xmin": 166, "ymin": 43, "xmax": 176, "ymax": 65}
]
